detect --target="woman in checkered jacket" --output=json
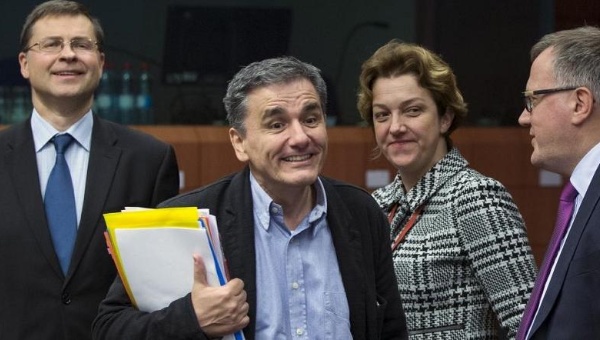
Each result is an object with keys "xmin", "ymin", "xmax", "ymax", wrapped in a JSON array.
[{"xmin": 356, "ymin": 40, "xmax": 537, "ymax": 339}]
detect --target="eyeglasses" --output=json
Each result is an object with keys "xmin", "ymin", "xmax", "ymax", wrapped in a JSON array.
[
  {"xmin": 25, "ymin": 37, "xmax": 98, "ymax": 54},
  {"xmin": 522, "ymin": 86, "xmax": 579, "ymax": 113}
]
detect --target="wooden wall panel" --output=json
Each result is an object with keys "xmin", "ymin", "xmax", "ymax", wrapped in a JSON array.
[
  {"xmin": 133, "ymin": 126, "xmax": 559, "ymax": 265},
  {"xmin": 1, "ymin": 124, "xmax": 558, "ymax": 265}
]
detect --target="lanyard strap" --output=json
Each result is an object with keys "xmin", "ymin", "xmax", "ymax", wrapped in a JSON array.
[{"xmin": 388, "ymin": 203, "xmax": 424, "ymax": 252}]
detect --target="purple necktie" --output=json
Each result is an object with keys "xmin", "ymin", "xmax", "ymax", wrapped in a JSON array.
[{"xmin": 516, "ymin": 181, "xmax": 578, "ymax": 339}]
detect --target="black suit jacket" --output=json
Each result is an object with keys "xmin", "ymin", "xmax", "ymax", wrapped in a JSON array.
[
  {"xmin": 93, "ymin": 167, "xmax": 408, "ymax": 340},
  {"xmin": 0, "ymin": 116, "xmax": 180, "ymax": 340},
  {"xmin": 528, "ymin": 164, "xmax": 600, "ymax": 339}
]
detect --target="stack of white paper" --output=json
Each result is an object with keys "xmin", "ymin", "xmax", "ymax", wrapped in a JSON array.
[{"xmin": 103, "ymin": 207, "xmax": 243, "ymax": 340}]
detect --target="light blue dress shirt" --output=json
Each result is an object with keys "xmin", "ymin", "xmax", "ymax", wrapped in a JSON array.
[
  {"xmin": 32, "ymin": 110, "xmax": 93, "ymax": 227},
  {"xmin": 250, "ymin": 174, "xmax": 351, "ymax": 339}
]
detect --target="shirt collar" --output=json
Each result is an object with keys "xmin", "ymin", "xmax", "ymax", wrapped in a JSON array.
[
  {"xmin": 571, "ymin": 141, "xmax": 600, "ymax": 200},
  {"xmin": 375, "ymin": 147, "xmax": 467, "ymax": 212},
  {"xmin": 31, "ymin": 109, "xmax": 93, "ymax": 152},
  {"xmin": 249, "ymin": 172, "xmax": 327, "ymax": 231}
]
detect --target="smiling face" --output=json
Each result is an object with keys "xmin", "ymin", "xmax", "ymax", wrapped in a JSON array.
[
  {"xmin": 229, "ymin": 78, "xmax": 327, "ymax": 200},
  {"xmin": 372, "ymin": 74, "xmax": 452, "ymax": 189},
  {"xmin": 18, "ymin": 14, "xmax": 104, "ymax": 115}
]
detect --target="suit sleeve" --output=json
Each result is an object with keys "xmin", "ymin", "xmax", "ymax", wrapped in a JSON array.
[
  {"xmin": 149, "ymin": 145, "xmax": 180, "ymax": 206},
  {"xmin": 457, "ymin": 179, "xmax": 537, "ymax": 339},
  {"xmin": 92, "ymin": 143, "xmax": 200, "ymax": 339},
  {"xmin": 92, "ymin": 275, "xmax": 209, "ymax": 340}
]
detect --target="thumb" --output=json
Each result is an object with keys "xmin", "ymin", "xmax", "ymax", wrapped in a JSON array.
[{"xmin": 193, "ymin": 253, "xmax": 209, "ymax": 287}]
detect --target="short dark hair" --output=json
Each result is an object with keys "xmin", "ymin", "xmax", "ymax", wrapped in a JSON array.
[
  {"xmin": 223, "ymin": 56, "xmax": 327, "ymax": 135},
  {"xmin": 531, "ymin": 26, "xmax": 600, "ymax": 104},
  {"xmin": 20, "ymin": 0, "xmax": 104, "ymax": 52}
]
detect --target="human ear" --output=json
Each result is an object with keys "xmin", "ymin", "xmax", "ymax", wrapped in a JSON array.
[
  {"xmin": 440, "ymin": 108, "xmax": 455, "ymax": 134},
  {"xmin": 18, "ymin": 52, "xmax": 30, "ymax": 79},
  {"xmin": 229, "ymin": 128, "xmax": 249, "ymax": 162},
  {"xmin": 571, "ymin": 87, "xmax": 594, "ymax": 125}
]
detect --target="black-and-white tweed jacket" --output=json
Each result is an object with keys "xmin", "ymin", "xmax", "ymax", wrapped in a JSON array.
[{"xmin": 373, "ymin": 148, "xmax": 537, "ymax": 339}]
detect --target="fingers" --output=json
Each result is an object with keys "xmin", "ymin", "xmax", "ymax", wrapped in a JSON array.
[
  {"xmin": 201, "ymin": 300, "xmax": 250, "ymax": 338},
  {"xmin": 193, "ymin": 253, "xmax": 208, "ymax": 287},
  {"xmin": 224, "ymin": 277, "xmax": 245, "ymax": 294},
  {"xmin": 236, "ymin": 301, "xmax": 250, "ymax": 327},
  {"xmin": 190, "ymin": 258, "xmax": 249, "ymax": 338}
]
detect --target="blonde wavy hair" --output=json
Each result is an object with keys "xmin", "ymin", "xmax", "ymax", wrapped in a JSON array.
[{"xmin": 357, "ymin": 40, "xmax": 467, "ymax": 146}]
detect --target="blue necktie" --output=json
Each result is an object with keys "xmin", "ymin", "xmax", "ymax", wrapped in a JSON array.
[{"xmin": 45, "ymin": 134, "xmax": 77, "ymax": 275}]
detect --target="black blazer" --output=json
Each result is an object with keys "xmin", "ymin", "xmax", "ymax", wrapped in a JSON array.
[
  {"xmin": 528, "ymin": 164, "xmax": 600, "ymax": 339},
  {"xmin": 0, "ymin": 116, "xmax": 180, "ymax": 340},
  {"xmin": 93, "ymin": 167, "xmax": 408, "ymax": 340}
]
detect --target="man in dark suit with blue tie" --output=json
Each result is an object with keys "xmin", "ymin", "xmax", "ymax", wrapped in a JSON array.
[
  {"xmin": 0, "ymin": 1, "xmax": 180, "ymax": 339},
  {"xmin": 516, "ymin": 26, "xmax": 600, "ymax": 339}
]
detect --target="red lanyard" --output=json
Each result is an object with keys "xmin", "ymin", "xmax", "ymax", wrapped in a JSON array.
[{"xmin": 388, "ymin": 203, "xmax": 424, "ymax": 252}]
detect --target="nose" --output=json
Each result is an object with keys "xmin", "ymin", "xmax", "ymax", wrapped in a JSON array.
[
  {"xmin": 58, "ymin": 42, "xmax": 77, "ymax": 60},
  {"xmin": 389, "ymin": 113, "xmax": 406, "ymax": 134},
  {"xmin": 288, "ymin": 121, "xmax": 310, "ymax": 145},
  {"xmin": 517, "ymin": 108, "xmax": 531, "ymax": 127}
]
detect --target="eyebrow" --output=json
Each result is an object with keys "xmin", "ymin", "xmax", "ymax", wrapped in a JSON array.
[
  {"xmin": 35, "ymin": 35, "xmax": 94, "ymax": 42},
  {"xmin": 373, "ymin": 97, "xmax": 423, "ymax": 108},
  {"xmin": 263, "ymin": 101, "xmax": 322, "ymax": 118},
  {"xmin": 263, "ymin": 106, "xmax": 285, "ymax": 119},
  {"xmin": 302, "ymin": 102, "xmax": 322, "ymax": 113}
]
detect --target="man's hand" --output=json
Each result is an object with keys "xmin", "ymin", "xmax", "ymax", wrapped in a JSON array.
[{"xmin": 191, "ymin": 254, "xmax": 250, "ymax": 337}]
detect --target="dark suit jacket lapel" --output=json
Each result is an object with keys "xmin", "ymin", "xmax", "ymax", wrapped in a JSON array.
[
  {"xmin": 531, "ymin": 168, "xmax": 600, "ymax": 334},
  {"xmin": 68, "ymin": 118, "xmax": 121, "ymax": 279},
  {"xmin": 321, "ymin": 179, "xmax": 366, "ymax": 335},
  {"xmin": 217, "ymin": 168, "xmax": 258, "ymax": 339},
  {"xmin": 4, "ymin": 122, "xmax": 64, "ymax": 277}
]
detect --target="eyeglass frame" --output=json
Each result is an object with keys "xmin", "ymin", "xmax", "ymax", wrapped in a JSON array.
[
  {"xmin": 24, "ymin": 37, "xmax": 99, "ymax": 54},
  {"xmin": 522, "ymin": 86, "xmax": 580, "ymax": 113}
]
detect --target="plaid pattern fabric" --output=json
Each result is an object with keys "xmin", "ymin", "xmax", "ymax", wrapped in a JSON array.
[{"xmin": 373, "ymin": 148, "xmax": 537, "ymax": 339}]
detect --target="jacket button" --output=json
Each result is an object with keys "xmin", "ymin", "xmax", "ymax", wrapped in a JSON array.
[{"xmin": 61, "ymin": 292, "xmax": 71, "ymax": 305}]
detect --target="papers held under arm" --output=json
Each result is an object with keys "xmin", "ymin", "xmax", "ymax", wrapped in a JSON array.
[{"xmin": 103, "ymin": 207, "xmax": 243, "ymax": 340}]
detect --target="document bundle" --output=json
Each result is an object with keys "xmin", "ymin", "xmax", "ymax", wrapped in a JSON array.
[{"xmin": 103, "ymin": 206, "xmax": 243, "ymax": 340}]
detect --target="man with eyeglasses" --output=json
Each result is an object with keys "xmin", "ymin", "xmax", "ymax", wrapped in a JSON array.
[
  {"xmin": 516, "ymin": 26, "xmax": 600, "ymax": 340},
  {"xmin": 0, "ymin": 1, "xmax": 180, "ymax": 339}
]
